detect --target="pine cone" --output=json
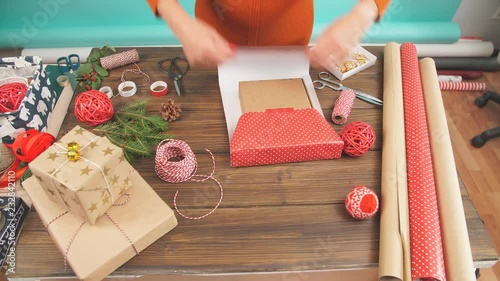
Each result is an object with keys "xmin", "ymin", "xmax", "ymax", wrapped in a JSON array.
[{"xmin": 160, "ymin": 99, "xmax": 182, "ymax": 122}]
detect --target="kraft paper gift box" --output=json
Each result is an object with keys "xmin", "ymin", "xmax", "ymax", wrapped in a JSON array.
[
  {"xmin": 22, "ymin": 171, "xmax": 178, "ymax": 281},
  {"xmin": 230, "ymin": 108, "xmax": 344, "ymax": 167},
  {"xmin": 28, "ymin": 125, "xmax": 133, "ymax": 225}
]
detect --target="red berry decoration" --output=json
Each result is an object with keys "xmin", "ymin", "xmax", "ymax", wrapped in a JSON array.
[
  {"xmin": 340, "ymin": 121, "xmax": 376, "ymax": 157},
  {"xmin": 345, "ymin": 185, "xmax": 379, "ymax": 219},
  {"xmin": 74, "ymin": 90, "xmax": 114, "ymax": 126},
  {"xmin": 83, "ymin": 74, "xmax": 88, "ymax": 79}
]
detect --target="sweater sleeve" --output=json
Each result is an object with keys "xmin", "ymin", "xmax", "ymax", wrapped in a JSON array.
[
  {"xmin": 374, "ymin": 0, "xmax": 391, "ymax": 19},
  {"xmin": 146, "ymin": 0, "xmax": 159, "ymax": 16}
]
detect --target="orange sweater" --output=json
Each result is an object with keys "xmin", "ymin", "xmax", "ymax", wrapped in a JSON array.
[{"xmin": 148, "ymin": 0, "xmax": 391, "ymax": 46}]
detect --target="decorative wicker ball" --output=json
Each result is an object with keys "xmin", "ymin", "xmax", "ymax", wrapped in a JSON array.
[
  {"xmin": 345, "ymin": 185, "xmax": 379, "ymax": 219},
  {"xmin": 74, "ymin": 90, "xmax": 114, "ymax": 126},
  {"xmin": 341, "ymin": 121, "xmax": 376, "ymax": 157},
  {"xmin": 0, "ymin": 144, "xmax": 15, "ymax": 173}
]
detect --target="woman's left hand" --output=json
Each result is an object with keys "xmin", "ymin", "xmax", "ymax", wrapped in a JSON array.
[{"xmin": 307, "ymin": 0, "xmax": 378, "ymax": 70}]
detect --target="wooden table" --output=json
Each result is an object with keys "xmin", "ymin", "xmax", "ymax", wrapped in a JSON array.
[{"xmin": 9, "ymin": 47, "xmax": 498, "ymax": 280}]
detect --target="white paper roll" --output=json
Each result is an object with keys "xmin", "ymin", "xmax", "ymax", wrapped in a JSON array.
[
  {"xmin": 416, "ymin": 41, "xmax": 494, "ymax": 58},
  {"xmin": 21, "ymin": 47, "xmax": 92, "ymax": 63}
]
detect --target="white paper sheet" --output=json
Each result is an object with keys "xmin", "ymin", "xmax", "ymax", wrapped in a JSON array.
[{"xmin": 217, "ymin": 47, "xmax": 323, "ymax": 141}]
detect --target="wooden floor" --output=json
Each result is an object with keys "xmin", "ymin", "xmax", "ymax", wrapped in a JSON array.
[{"xmin": 443, "ymin": 72, "xmax": 500, "ymax": 281}]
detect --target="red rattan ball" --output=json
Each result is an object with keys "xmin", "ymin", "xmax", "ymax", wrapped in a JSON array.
[
  {"xmin": 0, "ymin": 82, "xmax": 28, "ymax": 113},
  {"xmin": 345, "ymin": 185, "xmax": 379, "ymax": 219},
  {"xmin": 74, "ymin": 90, "xmax": 114, "ymax": 126},
  {"xmin": 341, "ymin": 121, "xmax": 375, "ymax": 157}
]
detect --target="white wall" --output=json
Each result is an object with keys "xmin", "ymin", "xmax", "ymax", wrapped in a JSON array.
[{"xmin": 453, "ymin": 0, "xmax": 500, "ymax": 48}]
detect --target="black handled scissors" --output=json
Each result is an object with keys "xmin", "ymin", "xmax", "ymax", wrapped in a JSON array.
[
  {"xmin": 57, "ymin": 54, "xmax": 80, "ymax": 74},
  {"xmin": 157, "ymin": 56, "xmax": 190, "ymax": 96}
]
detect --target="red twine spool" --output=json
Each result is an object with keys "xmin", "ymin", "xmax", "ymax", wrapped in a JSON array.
[
  {"xmin": 74, "ymin": 90, "xmax": 114, "ymax": 126},
  {"xmin": 340, "ymin": 121, "xmax": 376, "ymax": 157},
  {"xmin": 332, "ymin": 89, "xmax": 356, "ymax": 125},
  {"xmin": 345, "ymin": 185, "xmax": 379, "ymax": 219},
  {"xmin": 0, "ymin": 82, "xmax": 28, "ymax": 113},
  {"xmin": 155, "ymin": 139, "xmax": 223, "ymax": 220}
]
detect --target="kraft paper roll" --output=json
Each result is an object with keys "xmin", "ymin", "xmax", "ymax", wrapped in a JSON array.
[
  {"xmin": 46, "ymin": 82, "xmax": 75, "ymax": 137},
  {"xmin": 379, "ymin": 42, "xmax": 411, "ymax": 281},
  {"xmin": 415, "ymin": 41, "xmax": 494, "ymax": 58},
  {"xmin": 401, "ymin": 42, "xmax": 446, "ymax": 281},
  {"xmin": 420, "ymin": 58, "xmax": 476, "ymax": 281}
]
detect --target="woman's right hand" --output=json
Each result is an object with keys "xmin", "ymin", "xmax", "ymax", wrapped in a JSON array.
[
  {"xmin": 157, "ymin": 0, "xmax": 236, "ymax": 68},
  {"xmin": 177, "ymin": 19, "xmax": 236, "ymax": 68}
]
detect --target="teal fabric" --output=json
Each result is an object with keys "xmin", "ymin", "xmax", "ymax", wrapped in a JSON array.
[{"xmin": 0, "ymin": 0, "xmax": 462, "ymax": 48}]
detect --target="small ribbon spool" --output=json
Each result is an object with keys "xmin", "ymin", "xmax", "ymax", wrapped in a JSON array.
[
  {"xmin": 118, "ymin": 81, "xmax": 137, "ymax": 97},
  {"xmin": 57, "ymin": 75, "xmax": 70, "ymax": 87},
  {"xmin": 150, "ymin": 81, "xmax": 168, "ymax": 96},
  {"xmin": 99, "ymin": 86, "xmax": 114, "ymax": 98}
]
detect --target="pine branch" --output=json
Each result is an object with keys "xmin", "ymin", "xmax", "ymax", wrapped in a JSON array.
[{"xmin": 92, "ymin": 99, "xmax": 173, "ymax": 164}]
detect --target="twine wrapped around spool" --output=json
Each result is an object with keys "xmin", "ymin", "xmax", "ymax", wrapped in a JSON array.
[
  {"xmin": 100, "ymin": 49, "xmax": 139, "ymax": 70},
  {"xmin": 0, "ymin": 144, "xmax": 15, "ymax": 173}
]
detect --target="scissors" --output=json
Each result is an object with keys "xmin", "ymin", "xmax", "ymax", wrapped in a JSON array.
[
  {"xmin": 313, "ymin": 72, "xmax": 383, "ymax": 106},
  {"xmin": 56, "ymin": 54, "xmax": 80, "ymax": 74},
  {"xmin": 157, "ymin": 56, "xmax": 190, "ymax": 96}
]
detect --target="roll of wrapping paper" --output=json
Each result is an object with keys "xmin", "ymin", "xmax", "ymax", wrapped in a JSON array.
[
  {"xmin": 400, "ymin": 42, "xmax": 446, "ymax": 281},
  {"xmin": 433, "ymin": 55, "xmax": 500, "ymax": 71},
  {"xmin": 415, "ymin": 41, "xmax": 494, "ymax": 58},
  {"xmin": 436, "ymin": 70, "xmax": 483, "ymax": 80},
  {"xmin": 439, "ymin": 81, "xmax": 487, "ymax": 92},
  {"xmin": 100, "ymin": 49, "xmax": 139, "ymax": 70},
  {"xmin": 379, "ymin": 42, "xmax": 411, "ymax": 281},
  {"xmin": 331, "ymin": 89, "xmax": 355, "ymax": 124},
  {"xmin": 420, "ymin": 58, "xmax": 476, "ymax": 281}
]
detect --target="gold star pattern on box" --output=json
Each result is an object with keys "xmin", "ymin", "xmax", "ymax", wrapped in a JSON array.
[
  {"xmin": 102, "ymin": 147, "xmax": 114, "ymax": 156},
  {"xmin": 88, "ymin": 202, "xmax": 98, "ymax": 213},
  {"xmin": 80, "ymin": 165, "xmax": 92, "ymax": 176},
  {"xmin": 47, "ymin": 152, "xmax": 60, "ymax": 161},
  {"xmin": 74, "ymin": 127, "xmax": 85, "ymax": 135}
]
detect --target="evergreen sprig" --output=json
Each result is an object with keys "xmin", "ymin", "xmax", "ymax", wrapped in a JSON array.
[{"xmin": 93, "ymin": 99, "xmax": 172, "ymax": 163}]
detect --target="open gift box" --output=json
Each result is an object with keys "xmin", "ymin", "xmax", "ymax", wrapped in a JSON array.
[{"xmin": 218, "ymin": 47, "xmax": 344, "ymax": 167}]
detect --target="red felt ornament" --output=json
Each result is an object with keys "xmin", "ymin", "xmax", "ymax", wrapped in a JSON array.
[
  {"xmin": 0, "ymin": 82, "xmax": 28, "ymax": 113},
  {"xmin": 74, "ymin": 90, "xmax": 114, "ymax": 126},
  {"xmin": 341, "ymin": 121, "xmax": 375, "ymax": 157},
  {"xmin": 345, "ymin": 185, "xmax": 379, "ymax": 219}
]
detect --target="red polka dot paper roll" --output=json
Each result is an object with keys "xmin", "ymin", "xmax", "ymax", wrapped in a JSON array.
[
  {"xmin": 439, "ymin": 81, "xmax": 487, "ymax": 92},
  {"xmin": 400, "ymin": 42, "xmax": 447, "ymax": 281},
  {"xmin": 332, "ymin": 89, "xmax": 355, "ymax": 124}
]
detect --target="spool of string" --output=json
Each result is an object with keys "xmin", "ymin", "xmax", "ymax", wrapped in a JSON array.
[
  {"xmin": 341, "ymin": 121, "xmax": 376, "ymax": 157},
  {"xmin": 0, "ymin": 82, "xmax": 28, "ymax": 113},
  {"xmin": 100, "ymin": 49, "xmax": 139, "ymax": 70},
  {"xmin": 74, "ymin": 90, "xmax": 114, "ymax": 126},
  {"xmin": 0, "ymin": 144, "xmax": 15, "ymax": 173},
  {"xmin": 155, "ymin": 139, "xmax": 223, "ymax": 220},
  {"xmin": 332, "ymin": 89, "xmax": 356, "ymax": 125}
]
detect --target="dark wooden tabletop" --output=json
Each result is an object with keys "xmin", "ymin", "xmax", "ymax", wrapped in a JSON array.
[{"xmin": 11, "ymin": 46, "xmax": 498, "ymax": 279}]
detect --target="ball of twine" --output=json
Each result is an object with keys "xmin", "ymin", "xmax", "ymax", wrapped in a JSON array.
[
  {"xmin": 345, "ymin": 185, "xmax": 379, "ymax": 219},
  {"xmin": 341, "ymin": 121, "xmax": 376, "ymax": 157},
  {"xmin": 0, "ymin": 82, "xmax": 28, "ymax": 113},
  {"xmin": 74, "ymin": 90, "xmax": 114, "ymax": 126},
  {"xmin": 0, "ymin": 144, "xmax": 15, "ymax": 173},
  {"xmin": 155, "ymin": 139, "xmax": 198, "ymax": 183}
]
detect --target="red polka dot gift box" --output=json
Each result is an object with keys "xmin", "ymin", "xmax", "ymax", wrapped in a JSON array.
[{"xmin": 230, "ymin": 108, "xmax": 344, "ymax": 167}]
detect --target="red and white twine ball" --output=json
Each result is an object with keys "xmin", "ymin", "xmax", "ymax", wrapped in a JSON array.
[
  {"xmin": 74, "ymin": 90, "xmax": 114, "ymax": 126},
  {"xmin": 155, "ymin": 139, "xmax": 223, "ymax": 220},
  {"xmin": 340, "ymin": 121, "xmax": 376, "ymax": 157},
  {"xmin": 0, "ymin": 82, "xmax": 28, "ymax": 113},
  {"xmin": 345, "ymin": 185, "xmax": 379, "ymax": 219}
]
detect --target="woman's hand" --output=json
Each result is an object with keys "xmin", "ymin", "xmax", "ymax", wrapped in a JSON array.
[
  {"xmin": 307, "ymin": 0, "xmax": 378, "ymax": 70},
  {"xmin": 177, "ymin": 19, "xmax": 236, "ymax": 68},
  {"xmin": 157, "ymin": 0, "xmax": 235, "ymax": 68}
]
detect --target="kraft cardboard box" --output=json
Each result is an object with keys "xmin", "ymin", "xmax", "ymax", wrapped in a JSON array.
[{"xmin": 239, "ymin": 78, "xmax": 312, "ymax": 113}]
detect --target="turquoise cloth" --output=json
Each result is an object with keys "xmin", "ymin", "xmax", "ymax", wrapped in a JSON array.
[{"xmin": 0, "ymin": 0, "xmax": 462, "ymax": 48}]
